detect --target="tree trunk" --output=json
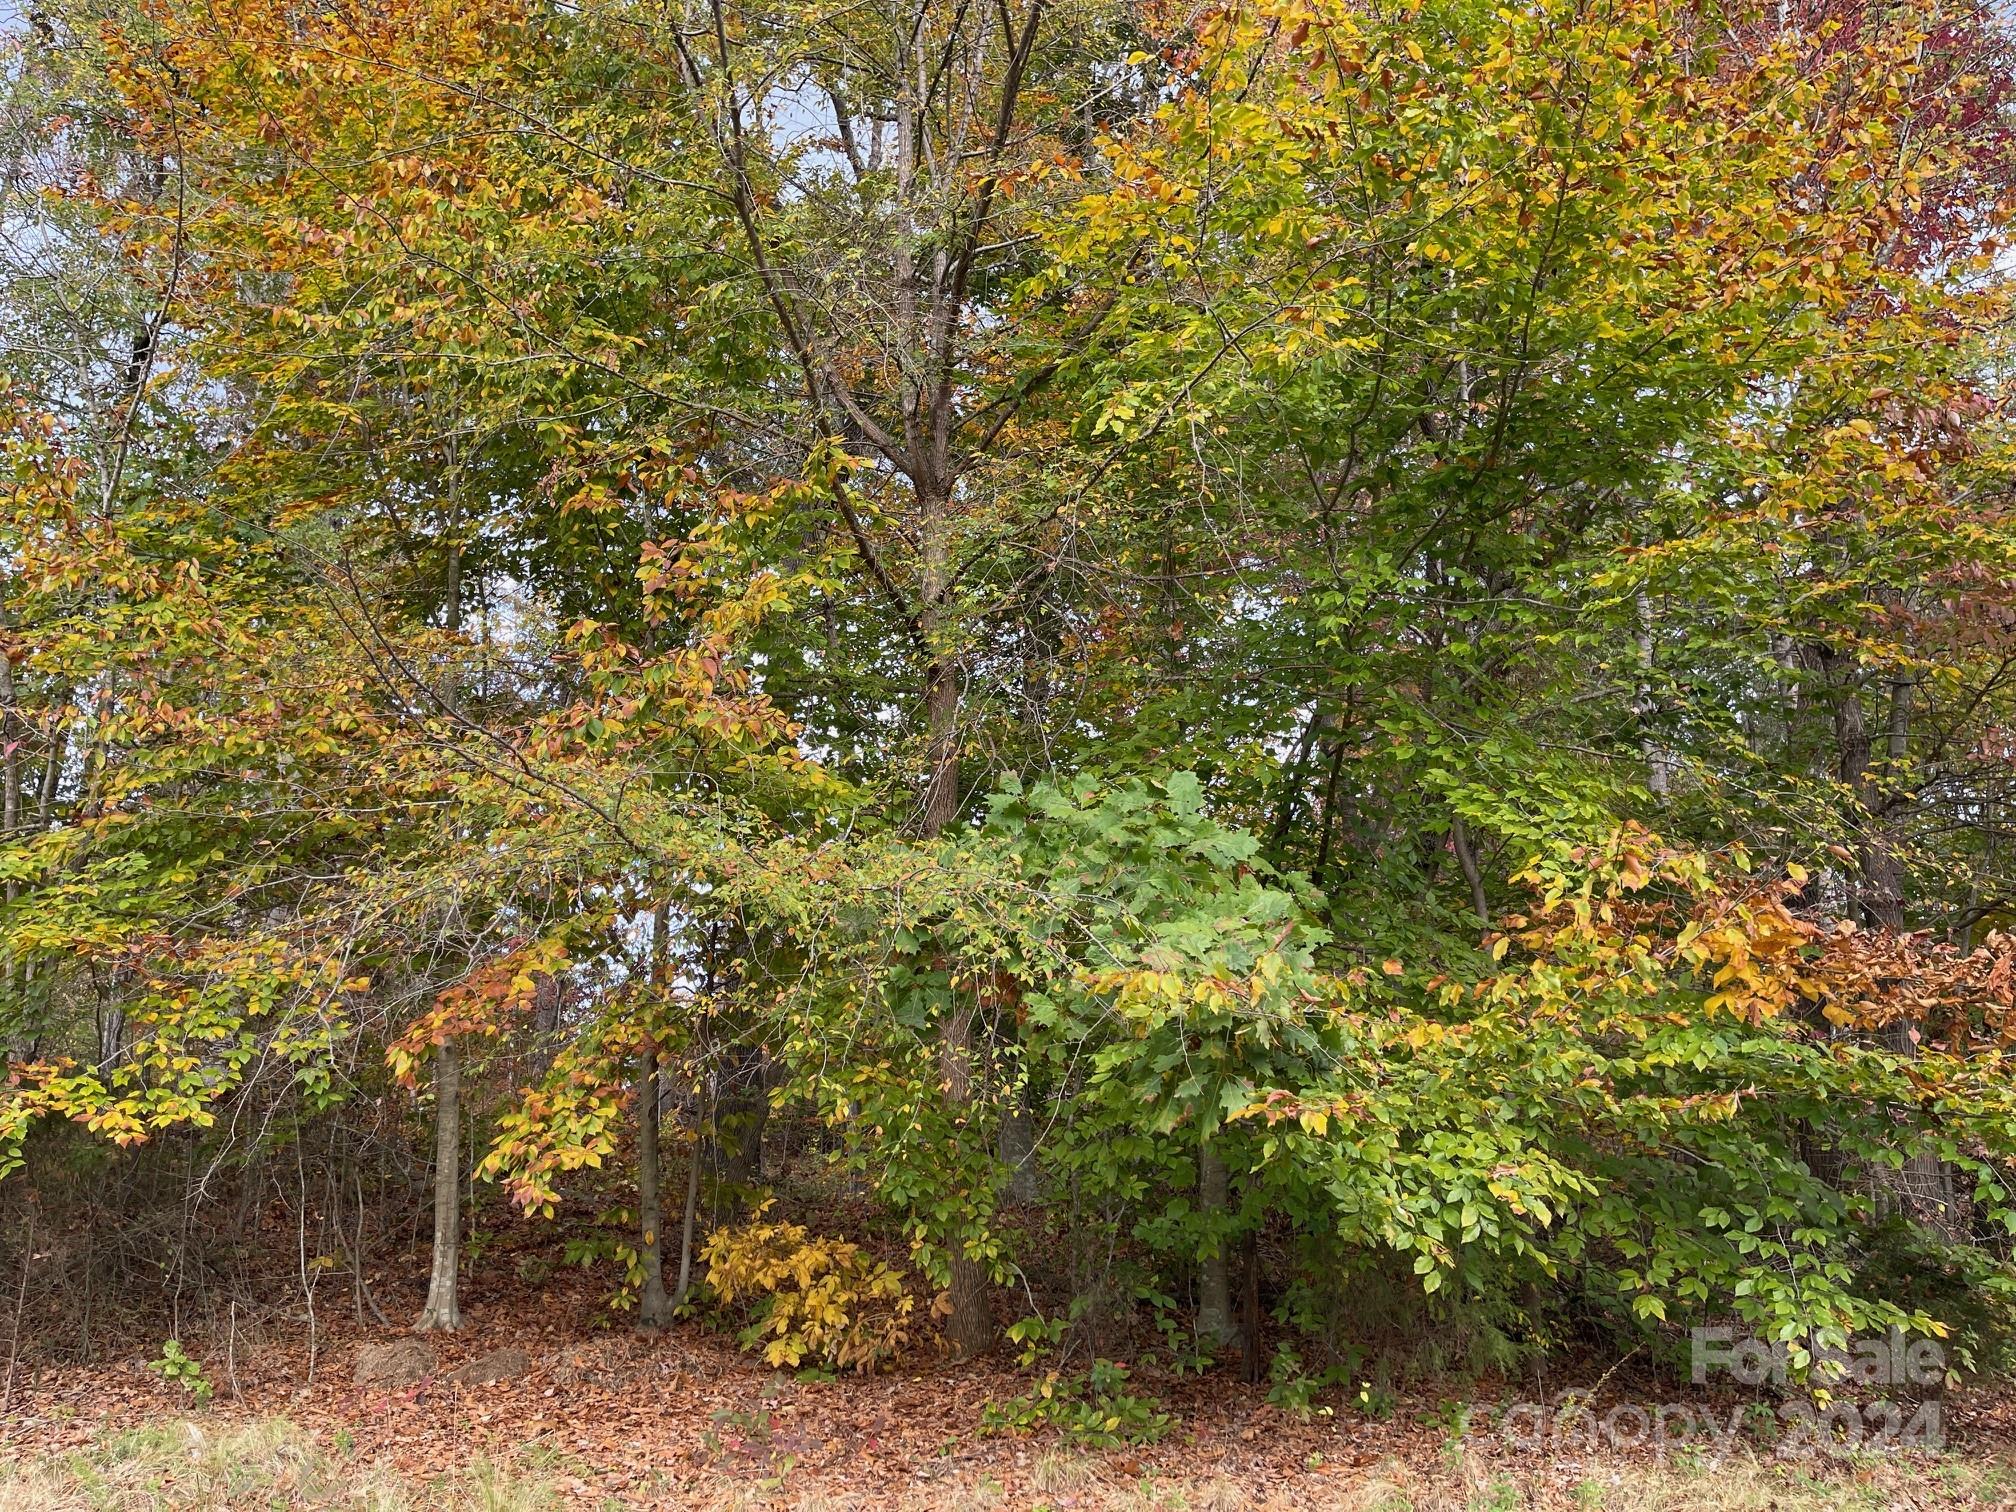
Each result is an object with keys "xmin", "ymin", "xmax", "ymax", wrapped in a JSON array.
[
  {"xmin": 704, "ymin": 1044, "xmax": 768, "ymax": 1220},
  {"xmin": 1636, "ymin": 588, "xmax": 1672, "ymax": 796},
  {"xmin": 637, "ymin": 1043, "xmax": 672, "ymax": 1327},
  {"xmin": 1829, "ymin": 664, "xmax": 1903, "ymax": 932},
  {"xmin": 938, "ymin": 1000, "xmax": 995, "ymax": 1358},
  {"xmin": 1449, "ymin": 816, "xmax": 1490, "ymax": 928},
  {"xmin": 1, "ymin": 644, "xmax": 20, "ymax": 1011},
  {"xmin": 921, "ymin": 658, "xmax": 960, "ymax": 834},
  {"xmin": 415, "ymin": 517, "xmax": 468, "ymax": 1335},
  {"xmin": 916, "ymin": 543, "xmax": 993, "ymax": 1355},
  {"xmin": 1239, "ymin": 1230, "xmax": 1263, "ymax": 1384},
  {"xmin": 35, "ymin": 713, "xmax": 62, "ymax": 830},
  {"xmin": 1196, "ymin": 1138, "xmax": 1238, "ymax": 1352},
  {"xmin": 672, "ymin": 1141, "xmax": 701, "ymax": 1307},
  {"xmin": 999, "ymin": 1100, "xmax": 1039, "ymax": 1205},
  {"xmin": 638, "ymin": 903, "xmax": 672, "ymax": 1327},
  {"xmin": 0, "ymin": 644, "xmax": 21, "ymax": 849},
  {"xmin": 414, "ymin": 1040, "xmax": 462, "ymax": 1332}
]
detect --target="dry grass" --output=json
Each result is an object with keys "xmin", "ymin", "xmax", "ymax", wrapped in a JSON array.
[
  {"xmin": 1333, "ymin": 1446, "xmax": 2016, "ymax": 1511},
  {"xmin": 1029, "ymin": 1450, "xmax": 1100, "ymax": 1496},
  {"xmin": 0, "ymin": 1418, "xmax": 557, "ymax": 1511},
  {"xmin": 695, "ymin": 1448, "xmax": 2016, "ymax": 1511},
  {"xmin": 6, "ymin": 1418, "xmax": 2016, "ymax": 1510}
]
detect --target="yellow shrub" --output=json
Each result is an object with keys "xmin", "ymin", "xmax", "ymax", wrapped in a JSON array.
[{"xmin": 702, "ymin": 1204, "xmax": 915, "ymax": 1372}]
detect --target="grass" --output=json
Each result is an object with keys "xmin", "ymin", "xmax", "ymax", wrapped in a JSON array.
[
  {"xmin": 702, "ymin": 1449, "xmax": 2016, "ymax": 1511},
  {"xmin": 5, "ymin": 1417, "xmax": 2016, "ymax": 1510},
  {"xmin": 0, "ymin": 1418, "xmax": 560, "ymax": 1511},
  {"xmin": 1338, "ymin": 1447, "xmax": 2016, "ymax": 1511}
]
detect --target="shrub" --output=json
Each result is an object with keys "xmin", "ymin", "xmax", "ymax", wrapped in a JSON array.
[
  {"xmin": 148, "ymin": 1340, "xmax": 213, "ymax": 1406},
  {"xmin": 702, "ymin": 1204, "xmax": 915, "ymax": 1372},
  {"xmin": 980, "ymin": 1359, "xmax": 1176, "ymax": 1447}
]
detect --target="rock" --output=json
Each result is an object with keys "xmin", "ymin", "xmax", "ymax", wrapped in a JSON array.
[
  {"xmin": 353, "ymin": 1338, "xmax": 436, "ymax": 1390},
  {"xmin": 449, "ymin": 1344, "xmax": 532, "ymax": 1385}
]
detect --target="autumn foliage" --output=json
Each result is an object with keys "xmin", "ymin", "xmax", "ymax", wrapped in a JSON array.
[{"xmin": 5, "ymin": 0, "xmax": 2016, "ymax": 1417}]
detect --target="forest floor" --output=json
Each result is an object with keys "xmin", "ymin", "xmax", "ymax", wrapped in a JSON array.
[
  {"xmin": 5, "ymin": 1300, "xmax": 2016, "ymax": 1511},
  {"xmin": 5, "ymin": 1191, "xmax": 2015, "ymax": 1510}
]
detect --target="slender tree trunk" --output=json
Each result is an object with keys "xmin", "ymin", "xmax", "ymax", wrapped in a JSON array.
[
  {"xmin": 917, "ymin": 500, "xmax": 994, "ymax": 1355},
  {"xmin": 0, "ymin": 644, "xmax": 21, "ymax": 848},
  {"xmin": 1196, "ymin": 1138, "xmax": 1238, "ymax": 1352},
  {"xmin": 1, "ymin": 640, "xmax": 21, "ymax": 1012},
  {"xmin": 1828, "ymin": 664, "xmax": 1901, "ymax": 931},
  {"xmin": 1449, "ymin": 816, "xmax": 1490, "ymax": 927},
  {"xmin": 1264, "ymin": 707, "xmax": 1324, "ymax": 862},
  {"xmin": 35, "ymin": 713, "xmax": 62, "ymax": 829},
  {"xmin": 638, "ymin": 903, "xmax": 672, "ymax": 1326},
  {"xmin": 1312, "ymin": 724, "xmax": 1350, "ymax": 888},
  {"xmin": 1239, "ymin": 1230, "xmax": 1263, "ymax": 1384},
  {"xmin": 97, "ymin": 1005, "xmax": 123, "ymax": 1069},
  {"xmin": 671, "ymin": 1140, "xmax": 702, "ymax": 1308},
  {"xmin": 442, "ymin": 540, "xmax": 463, "ymax": 640},
  {"xmin": 1863, "ymin": 673, "xmax": 1913, "ymax": 931},
  {"xmin": 998, "ymin": 1100, "xmax": 1039, "ymax": 1205},
  {"xmin": 637, "ymin": 1045, "xmax": 671, "ymax": 1326},
  {"xmin": 416, "ymin": 534, "xmax": 466, "ymax": 1333},
  {"xmin": 921, "ymin": 687, "xmax": 995, "ymax": 1354},
  {"xmin": 702, "ymin": 1043, "xmax": 768, "ymax": 1218},
  {"xmin": 414, "ymin": 1040, "xmax": 462, "ymax": 1331},
  {"xmin": 938, "ymin": 1000, "xmax": 995, "ymax": 1358},
  {"xmin": 1636, "ymin": 589, "xmax": 1672, "ymax": 796}
]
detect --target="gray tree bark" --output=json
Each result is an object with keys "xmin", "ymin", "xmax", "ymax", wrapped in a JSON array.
[
  {"xmin": 999, "ymin": 1101, "xmax": 1039, "ymax": 1205},
  {"xmin": 1196, "ymin": 1138, "xmax": 1238, "ymax": 1352},
  {"xmin": 416, "ymin": 536, "xmax": 466, "ymax": 1333},
  {"xmin": 414, "ymin": 1041, "xmax": 462, "ymax": 1332}
]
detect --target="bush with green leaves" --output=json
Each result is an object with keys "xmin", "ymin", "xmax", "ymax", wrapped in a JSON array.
[
  {"xmin": 784, "ymin": 775, "xmax": 2016, "ymax": 1373},
  {"xmin": 980, "ymin": 1359, "xmax": 1175, "ymax": 1448},
  {"xmin": 148, "ymin": 1340, "xmax": 213, "ymax": 1406}
]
